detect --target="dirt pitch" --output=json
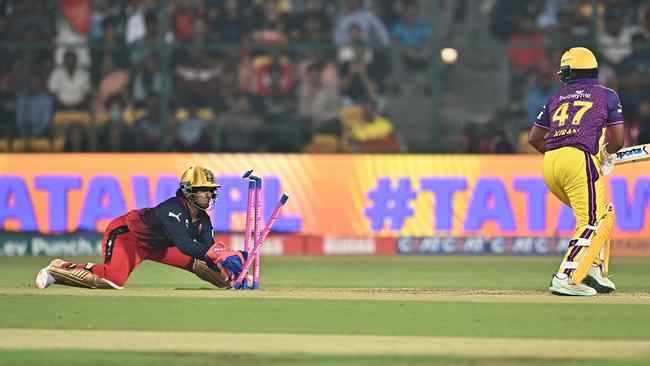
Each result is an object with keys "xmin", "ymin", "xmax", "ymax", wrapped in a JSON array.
[
  {"xmin": 2, "ymin": 328, "xmax": 650, "ymax": 360},
  {"xmin": 3, "ymin": 287, "xmax": 650, "ymax": 304}
]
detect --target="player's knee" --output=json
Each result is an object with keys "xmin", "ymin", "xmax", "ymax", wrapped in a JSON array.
[{"xmin": 94, "ymin": 266, "xmax": 128, "ymax": 287}]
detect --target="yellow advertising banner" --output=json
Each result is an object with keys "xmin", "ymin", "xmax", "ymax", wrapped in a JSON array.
[{"xmin": 1, "ymin": 154, "xmax": 649, "ymax": 240}]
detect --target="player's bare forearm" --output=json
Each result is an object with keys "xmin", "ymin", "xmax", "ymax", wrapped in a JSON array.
[{"xmin": 605, "ymin": 124, "xmax": 625, "ymax": 154}]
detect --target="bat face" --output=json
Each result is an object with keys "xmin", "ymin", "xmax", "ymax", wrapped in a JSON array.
[{"xmin": 614, "ymin": 144, "xmax": 650, "ymax": 165}]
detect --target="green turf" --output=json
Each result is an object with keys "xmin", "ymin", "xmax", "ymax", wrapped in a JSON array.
[
  {"xmin": 9, "ymin": 256, "xmax": 650, "ymax": 291},
  {"xmin": 2, "ymin": 255, "xmax": 650, "ymax": 366},
  {"xmin": 2, "ymin": 294, "xmax": 650, "ymax": 340}
]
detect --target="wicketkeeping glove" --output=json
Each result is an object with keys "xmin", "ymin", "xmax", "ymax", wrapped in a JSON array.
[
  {"xmin": 599, "ymin": 143, "xmax": 615, "ymax": 176},
  {"xmin": 205, "ymin": 242, "xmax": 248, "ymax": 287}
]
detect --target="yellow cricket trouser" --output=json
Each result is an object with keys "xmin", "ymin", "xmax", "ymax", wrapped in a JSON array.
[{"xmin": 542, "ymin": 147, "xmax": 606, "ymax": 276}]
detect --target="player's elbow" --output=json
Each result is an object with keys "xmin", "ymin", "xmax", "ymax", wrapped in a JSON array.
[{"xmin": 527, "ymin": 134, "xmax": 542, "ymax": 147}]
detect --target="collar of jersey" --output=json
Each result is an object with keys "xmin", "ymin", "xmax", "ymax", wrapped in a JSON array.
[{"xmin": 567, "ymin": 78, "xmax": 598, "ymax": 85}]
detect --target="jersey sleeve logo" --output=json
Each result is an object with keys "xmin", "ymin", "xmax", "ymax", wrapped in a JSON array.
[{"xmin": 168, "ymin": 211, "xmax": 182, "ymax": 222}]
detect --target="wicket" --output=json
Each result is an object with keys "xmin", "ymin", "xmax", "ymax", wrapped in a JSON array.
[{"xmin": 237, "ymin": 170, "xmax": 289, "ymax": 290}]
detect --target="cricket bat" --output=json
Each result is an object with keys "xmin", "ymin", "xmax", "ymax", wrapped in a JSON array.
[{"xmin": 614, "ymin": 144, "xmax": 650, "ymax": 165}]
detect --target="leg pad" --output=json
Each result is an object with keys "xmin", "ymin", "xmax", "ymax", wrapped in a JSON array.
[
  {"xmin": 573, "ymin": 206, "xmax": 615, "ymax": 283},
  {"xmin": 193, "ymin": 260, "xmax": 230, "ymax": 288},
  {"xmin": 49, "ymin": 266, "xmax": 123, "ymax": 289}
]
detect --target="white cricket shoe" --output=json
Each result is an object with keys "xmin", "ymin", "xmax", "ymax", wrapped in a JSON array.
[
  {"xmin": 549, "ymin": 275, "xmax": 597, "ymax": 296},
  {"xmin": 34, "ymin": 259, "xmax": 65, "ymax": 289},
  {"xmin": 583, "ymin": 264, "xmax": 615, "ymax": 293}
]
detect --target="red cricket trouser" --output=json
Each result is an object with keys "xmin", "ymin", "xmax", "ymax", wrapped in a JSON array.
[{"xmin": 90, "ymin": 215, "xmax": 194, "ymax": 287}]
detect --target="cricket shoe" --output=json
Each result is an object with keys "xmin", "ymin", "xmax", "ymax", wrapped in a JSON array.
[
  {"xmin": 549, "ymin": 275, "xmax": 596, "ymax": 296},
  {"xmin": 583, "ymin": 264, "xmax": 615, "ymax": 293},
  {"xmin": 34, "ymin": 259, "xmax": 65, "ymax": 289}
]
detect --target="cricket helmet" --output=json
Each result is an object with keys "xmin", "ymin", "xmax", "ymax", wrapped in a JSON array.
[
  {"xmin": 179, "ymin": 166, "xmax": 220, "ymax": 202},
  {"xmin": 557, "ymin": 47, "xmax": 598, "ymax": 84}
]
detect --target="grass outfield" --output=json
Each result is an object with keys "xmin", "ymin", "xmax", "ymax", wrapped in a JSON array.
[{"xmin": 1, "ymin": 255, "xmax": 650, "ymax": 366}]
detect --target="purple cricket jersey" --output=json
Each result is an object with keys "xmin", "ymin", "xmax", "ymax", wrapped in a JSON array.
[{"xmin": 534, "ymin": 78, "xmax": 624, "ymax": 155}]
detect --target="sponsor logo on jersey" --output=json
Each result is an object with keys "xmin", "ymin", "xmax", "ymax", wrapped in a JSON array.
[
  {"xmin": 168, "ymin": 212, "xmax": 182, "ymax": 222},
  {"xmin": 559, "ymin": 90, "xmax": 591, "ymax": 100}
]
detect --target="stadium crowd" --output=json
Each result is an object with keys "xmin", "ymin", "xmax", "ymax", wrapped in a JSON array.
[
  {"xmin": 469, "ymin": 0, "xmax": 650, "ymax": 153},
  {"xmin": 0, "ymin": 0, "xmax": 434, "ymax": 153},
  {"xmin": 0, "ymin": 0, "xmax": 648, "ymax": 154}
]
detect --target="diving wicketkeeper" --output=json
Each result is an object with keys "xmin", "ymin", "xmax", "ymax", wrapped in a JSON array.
[{"xmin": 35, "ymin": 166, "xmax": 249, "ymax": 290}]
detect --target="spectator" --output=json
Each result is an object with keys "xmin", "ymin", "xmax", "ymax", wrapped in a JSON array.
[
  {"xmin": 256, "ymin": 54, "xmax": 294, "ymax": 96},
  {"xmin": 214, "ymin": 0, "xmax": 251, "ymax": 43},
  {"xmin": 299, "ymin": 62, "xmax": 341, "ymax": 137},
  {"xmin": 170, "ymin": 2, "xmax": 197, "ymax": 42},
  {"xmin": 250, "ymin": 0, "xmax": 288, "ymax": 44},
  {"xmin": 125, "ymin": 0, "xmax": 158, "ymax": 44},
  {"xmin": 54, "ymin": 1, "xmax": 91, "ymax": 67},
  {"xmin": 333, "ymin": 0, "xmax": 390, "ymax": 45},
  {"xmin": 132, "ymin": 94, "xmax": 163, "ymax": 151},
  {"xmin": 535, "ymin": 0, "xmax": 569, "ymax": 31},
  {"xmin": 131, "ymin": 55, "xmax": 162, "ymax": 107},
  {"xmin": 0, "ymin": 68, "xmax": 16, "ymax": 144},
  {"xmin": 546, "ymin": 9, "xmax": 592, "ymax": 53},
  {"xmin": 0, "ymin": 15, "xmax": 15, "ymax": 74},
  {"xmin": 89, "ymin": 0, "xmax": 125, "ymax": 42},
  {"xmin": 598, "ymin": 7, "xmax": 636, "ymax": 65},
  {"xmin": 489, "ymin": 0, "xmax": 527, "ymax": 42},
  {"xmin": 13, "ymin": 0, "xmax": 54, "ymax": 42},
  {"xmin": 93, "ymin": 55, "xmax": 129, "ymax": 116},
  {"xmin": 98, "ymin": 95, "xmax": 133, "ymax": 152},
  {"xmin": 617, "ymin": 34, "xmax": 650, "ymax": 122},
  {"xmin": 460, "ymin": 122, "xmax": 488, "ymax": 153},
  {"xmin": 288, "ymin": 0, "xmax": 331, "ymax": 41},
  {"xmin": 173, "ymin": 46, "xmax": 220, "ymax": 108},
  {"xmin": 348, "ymin": 97, "xmax": 393, "ymax": 142},
  {"xmin": 129, "ymin": 12, "xmax": 158, "ymax": 65},
  {"xmin": 91, "ymin": 16, "xmax": 128, "ymax": 86},
  {"xmin": 390, "ymin": 1, "xmax": 432, "ymax": 92},
  {"xmin": 47, "ymin": 50, "xmax": 91, "ymax": 109},
  {"xmin": 563, "ymin": 0, "xmax": 594, "ymax": 38},
  {"xmin": 63, "ymin": 123, "xmax": 90, "ymax": 152},
  {"xmin": 173, "ymin": 106, "xmax": 214, "ymax": 151},
  {"xmin": 505, "ymin": 14, "xmax": 547, "ymax": 107},
  {"xmin": 636, "ymin": 4, "xmax": 650, "ymax": 40},
  {"xmin": 214, "ymin": 56, "xmax": 241, "ymax": 112},
  {"xmin": 338, "ymin": 22, "xmax": 374, "ymax": 64},
  {"xmin": 489, "ymin": 129, "xmax": 514, "ymax": 153},
  {"xmin": 298, "ymin": 50, "xmax": 339, "ymax": 88},
  {"xmin": 237, "ymin": 51, "xmax": 258, "ymax": 95},
  {"xmin": 338, "ymin": 40, "xmax": 379, "ymax": 105},
  {"xmin": 259, "ymin": 62, "xmax": 301, "ymax": 151},
  {"xmin": 220, "ymin": 94, "xmax": 265, "ymax": 152},
  {"xmin": 192, "ymin": 16, "xmax": 211, "ymax": 43},
  {"xmin": 372, "ymin": 0, "xmax": 403, "ymax": 30},
  {"xmin": 525, "ymin": 69, "xmax": 558, "ymax": 125},
  {"xmin": 391, "ymin": 1, "xmax": 432, "ymax": 69},
  {"xmin": 15, "ymin": 74, "xmax": 53, "ymax": 138}
]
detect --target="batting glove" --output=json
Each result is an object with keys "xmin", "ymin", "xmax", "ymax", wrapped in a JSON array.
[{"xmin": 599, "ymin": 143, "xmax": 615, "ymax": 176}]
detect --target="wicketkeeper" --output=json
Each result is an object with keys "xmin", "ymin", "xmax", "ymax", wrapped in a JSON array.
[{"xmin": 35, "ymin": 166, "xmax": 248, "ymax": 289}]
